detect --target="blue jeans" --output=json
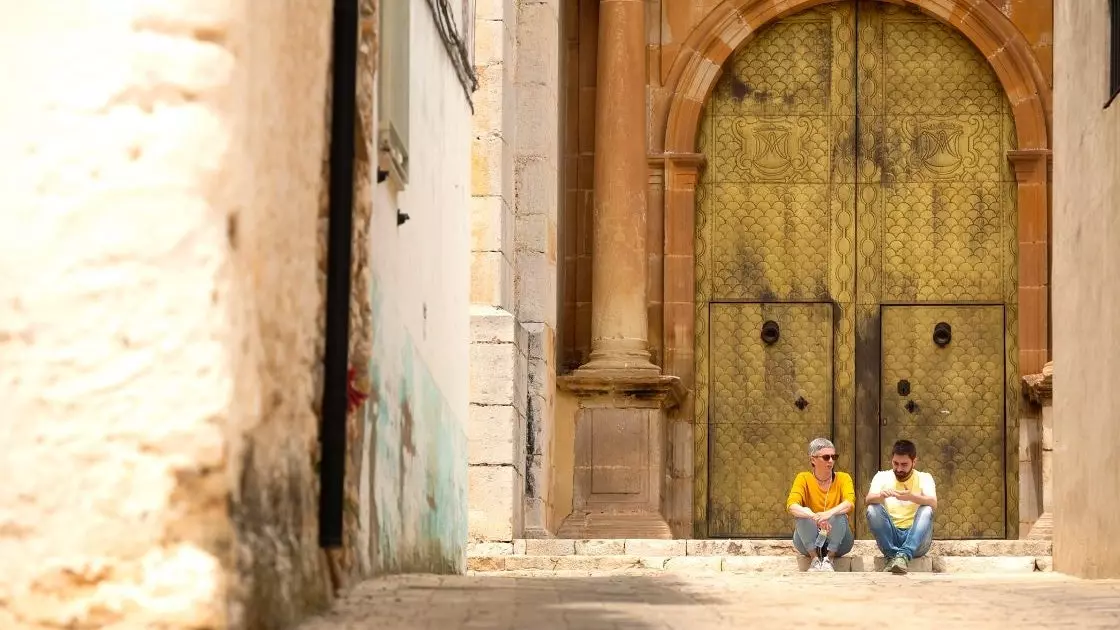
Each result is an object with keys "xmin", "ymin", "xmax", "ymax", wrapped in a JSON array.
[
  {"xmin": 792, "ymin": 514, "xmax": 854, "ymax": 557},
  {"xmin": 865, "ymin": 504, "xmax": 934, "ymax": 560}
]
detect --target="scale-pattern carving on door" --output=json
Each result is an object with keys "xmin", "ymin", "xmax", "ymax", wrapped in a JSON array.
[{"xmin": 694, "ymin": 1, "xmax": 1020, "ymax": 539}]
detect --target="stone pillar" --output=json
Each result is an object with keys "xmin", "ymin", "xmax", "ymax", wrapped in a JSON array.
[
  {"xmin": 582, "ymin": 0, "xmax": 657, "ymax": 372},
  {"xmin": 556, "ymin": 0, "xmax": 683, "ymax": 539}
]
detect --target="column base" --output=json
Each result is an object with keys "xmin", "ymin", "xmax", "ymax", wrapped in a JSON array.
[
  {"xmin": 579, "ymin": 337, "xmax": 660, "ymax": 373},
  {"xmin": 559, "ymin": 369, "xmax": 685, "ymax": 409},
  {"xmin": 556, "ymin": 371, "xmax": 685, "ymax": 540},
  {"xmin": 556, "ymin": 510, "xmax": 673, "ymax": 540}
]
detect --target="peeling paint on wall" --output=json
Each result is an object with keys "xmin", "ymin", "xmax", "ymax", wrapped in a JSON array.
[{"xmin": 363, "ymin": 275, "xmax": 467, "ymax": 574}]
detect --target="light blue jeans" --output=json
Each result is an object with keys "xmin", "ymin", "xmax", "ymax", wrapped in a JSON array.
[
  {"xmin": 865, "ymin": 504, "xmax": 934, "ymax": 560},
  {"xmin": 792, "ymin": 514, "xmax": 854, "ymax": 557}
]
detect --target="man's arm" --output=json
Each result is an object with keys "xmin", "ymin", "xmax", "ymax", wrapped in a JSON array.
[
  {"xmin": 899, "ymin": 473, "xmax": 938, "ymax": 508},
  {"xmin": 865, "ymin": 472, "xmax": 895, "ymax": 504}
]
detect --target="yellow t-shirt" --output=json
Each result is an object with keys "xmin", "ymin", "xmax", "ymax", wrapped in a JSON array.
[
  {"xmin": 786, "ymin": 471, "xmax": 856, "ymax": 513},
  {"xmin": 868, "ymin": 469, "xmax": 937, "ymax": 529}
]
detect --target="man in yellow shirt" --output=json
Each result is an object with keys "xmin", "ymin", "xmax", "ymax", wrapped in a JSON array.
[
  {"xmin": 865, "ymin": 439, "xmax": 937, "ymax": 574},
  {"xmin": 785, "ymin": 438, "xmax": 856, "ymax": 572}
]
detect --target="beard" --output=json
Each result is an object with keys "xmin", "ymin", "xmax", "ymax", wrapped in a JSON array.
[{"xmin": 894, "ymin": 469, "xmax": 913, "ymax": 481}]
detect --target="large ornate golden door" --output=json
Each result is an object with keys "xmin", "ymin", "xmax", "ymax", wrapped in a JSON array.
[{"xmin": 695, "ymin": 1, "xmax": 1020, "ymax": 539}]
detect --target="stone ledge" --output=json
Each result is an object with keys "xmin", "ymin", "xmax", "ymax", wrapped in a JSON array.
[
  {"xmin": 1022, "ymin": 361, "xmax": 1053, "ymax": 406},
  {"xmin": 470, "ymin": 538, "xmax": 1053, "ymax": 558},
  {"xmin": 466, "ymin": 554, "xmax": 1048, "ymax": 574},
  {"xmin": 557, "ymin": 371, "xmax": 686, "ymax": 408}
]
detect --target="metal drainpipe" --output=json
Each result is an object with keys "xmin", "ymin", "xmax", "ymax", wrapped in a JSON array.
[{"xmin": 319, "ymin": 0, "xmax": 360, "ymax": 550}]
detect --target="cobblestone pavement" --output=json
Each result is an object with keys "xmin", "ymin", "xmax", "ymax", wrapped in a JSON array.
[{"xmin": 298, "ymin": 570, "xmax": 1120, "ymax": 629}]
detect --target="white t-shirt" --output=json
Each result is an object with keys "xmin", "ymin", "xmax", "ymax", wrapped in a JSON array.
[{"xmin": 868, "ymin": 469, "xmax": 936, "ymax": 529}]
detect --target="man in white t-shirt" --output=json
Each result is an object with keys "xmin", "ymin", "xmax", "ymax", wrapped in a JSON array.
[{"xmin": 865, "ymin": 439, "xmax": 937, "ymax": 574}]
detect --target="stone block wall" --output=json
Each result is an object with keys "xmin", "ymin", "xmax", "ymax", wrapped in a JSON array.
[
  {"xmin": 470, "ymin": 0, "xmax": 563, "ymax": 541},
  {"xmin": 0, "ymin": 0, "xmax": 336, "ymax": 627},
  {"xmin": 514, "ymin": 0, "xmax": 562, "ymax": 538}
]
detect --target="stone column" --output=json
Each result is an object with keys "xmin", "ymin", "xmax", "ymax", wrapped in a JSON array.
[
  {"xmin": 582, "ymin": 0, "xmax": 657, "ymax": 372},
  {"xmin": 555, "ymin": 0, "xmax": 683, "ymax": 539}
]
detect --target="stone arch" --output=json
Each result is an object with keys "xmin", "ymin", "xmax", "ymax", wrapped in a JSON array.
[
  {"xmin": 654, "ymin": 0, "xmax": 1052, "ymax": 536},
  {"xmin": 662, "ymin": 0, "xmax": 1050, "ymax": 154}
]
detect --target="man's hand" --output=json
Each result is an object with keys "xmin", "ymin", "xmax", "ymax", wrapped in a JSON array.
[
  {"xmin": 896, "ymin": 489, "xmax": 920, "ymax": 503},
  {"xmin": 879, "ymin": 488, "xmax": 899, "ymax": 499}
]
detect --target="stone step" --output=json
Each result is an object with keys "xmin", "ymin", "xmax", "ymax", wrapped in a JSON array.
[
  {"xmin": 468, "ymin": 538, "xmax": 1052, "ymax": 558},
  {"xmin": 468, "ymin": 554, "xmax": 1051, "ymax": 574}
]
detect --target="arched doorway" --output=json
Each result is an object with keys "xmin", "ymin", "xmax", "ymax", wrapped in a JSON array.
[{"xmin": 693, "ymin": 1, "xmax": 1020, "ymax": 539}]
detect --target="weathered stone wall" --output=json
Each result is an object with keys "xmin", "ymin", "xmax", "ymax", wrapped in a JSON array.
[
  {"xmin": 469, "ymin": 0, "xmax": 563, "ymax": 541},
  {"xmin": 1052, "ymin": 0, "xmax": 1120, "ymax": 579},
  {"xmin": 0, "ymin": 0, "xmax": 335, "ymax": 627},
  {"xmin": 362, "ymin": 0, "xmax": 472, "ymax": 573},
  {"xmin": 470, "ymin": 0, "xmax": 528, "ymax": 543},
  {"xmin": 514, "ymin": 0, "xmax": 562, "ymax": 539}
]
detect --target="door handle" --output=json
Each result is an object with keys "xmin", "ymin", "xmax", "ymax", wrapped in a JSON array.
[{"xmin": 794, "ymin": 396, "xmax": 809, "ymax": 411}]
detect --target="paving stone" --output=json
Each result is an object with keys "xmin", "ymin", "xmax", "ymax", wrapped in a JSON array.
[
  {"xmin": 551, "ymin": 555, "xmax": 640, "ymax": 571},
  {"xmin": 503, "ymin": 555, "xmax": 559, "ymax": 571},
  {"xmin": 934, "ymin": 556, "xmax": 1038, "ymax": 573},
  {"xmin": 751, "ymin": 539, "xmax": 797, "ymax": 556},
  {"xmin": 524, "ymin": 538, "xmax": 576, "ymax": 555},
  {"xmin": 975, "ymin": 540, "xmax": 1053, "ymax": 556},
  {"xmin": 638, "ymin": 556, "xmax": 669, "ymax": 569},
  {"xmin": 466, "ymin": 556, "xmax": 506, "ymax": 571},
  {"xmin": 512, "ymin": 539, "xmax": 526, "ymax": 554},
  {"xmin": 626, "ymin": 539, "xmax": 687, "ymax": 556},
  {"xmin": 722, "ymin": 556, "xmax": 801, "ymax": 573},
  {"xmin": 686, "ymin": 539, "xmax": 754, "ymax": 556},
  {"xmin": 575, "ymin": 539, "xmax": 625, "ymax": 555},
  {"xmin": 467, "ymin": 542, "xmax": 513, "ymax": 556},
  {"xmin": 299, "ymin": 572, "xmax": 1120, "ymax": 629},
  {"xmin": 664, "ymin": 556, "xmax": 723, "ymax": 572},
  {"xmin": 931, "ymin": 540, "xmax": 981, "ymax": 556}
]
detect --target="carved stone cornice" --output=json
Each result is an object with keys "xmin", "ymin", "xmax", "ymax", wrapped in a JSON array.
[
  {"xmin": 558, "ymin": 369, "xmax": 686, "ymax": 409},
  {"xmin": 1022, "ymin": 360, "xmax": 1053, "ymax": 407}
]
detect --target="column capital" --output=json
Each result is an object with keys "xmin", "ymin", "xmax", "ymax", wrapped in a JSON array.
[{"xmin": 1007, "ymin": 148, "xmax": 1051, "ymax": 182}]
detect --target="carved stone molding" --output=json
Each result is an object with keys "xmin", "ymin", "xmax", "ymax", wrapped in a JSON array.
[
  {"xmin": 558, "ymin": 369, "xmax": 686, "ymax": 409},
  {"xmin": 1022, "ymin": 360, "xmax": 1053, "ymax": 406}
]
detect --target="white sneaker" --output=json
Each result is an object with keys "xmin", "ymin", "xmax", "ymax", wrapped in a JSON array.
[
  {"xmin": 819, "ymin": 557, "xmax": 835, "ymax": 572},
  {"xmin": 807, "ymin": 557, "xmax": 823, "ymax": 572}
]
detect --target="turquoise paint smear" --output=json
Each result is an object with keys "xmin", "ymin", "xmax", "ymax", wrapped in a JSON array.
[{"xmin": 366, "ymin": 273, "xmax": 467, "ymax": 573}]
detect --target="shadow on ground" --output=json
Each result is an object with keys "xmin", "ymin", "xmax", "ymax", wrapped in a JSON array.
[{"xmin": 298, "ymin": 572, "xmax": 727, "ymax": 629}]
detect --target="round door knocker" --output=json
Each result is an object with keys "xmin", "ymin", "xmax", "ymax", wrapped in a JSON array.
[
  {"xmin": 761, "ymin": 320, "xmax": 780, "ymax": 345},
  {"xmin": 932, "ymin": 322, "xmax": 952, "ymax": 347}
]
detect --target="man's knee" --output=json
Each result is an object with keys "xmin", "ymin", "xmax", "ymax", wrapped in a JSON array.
[
  {"xmin": 914, "ymin": 505, "xmax": 934, "ymax": 523},
  {"xmin": 865, "ymin": 504, "xmax": 887, "ymax": 523}
]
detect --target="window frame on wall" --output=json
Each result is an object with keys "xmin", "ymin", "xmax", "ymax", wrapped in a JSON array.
[
  {"xmin": 1110, "ymin": 0, "xmax": 1120, "ymax": 107},
  {"xmin": 379, "ymin": 0, "xmax": 410, "ymax": 186}
]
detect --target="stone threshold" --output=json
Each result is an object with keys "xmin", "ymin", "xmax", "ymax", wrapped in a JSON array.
[
  {"xmin": 467, "ymin": 539, "xmax": 1053, "ymax": 574},
  {"xmin": 468, "ymin": 554, "xmax": 1051, "ymax": 574},
  {"xmin": 469, "ymin": 538, "xmax": 1052, "ymax": 558}
]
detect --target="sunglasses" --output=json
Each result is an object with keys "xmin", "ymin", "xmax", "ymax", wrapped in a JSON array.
[{"xmin": 813, "ymin": 454, "xmax": 838, "ymax": 461}]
